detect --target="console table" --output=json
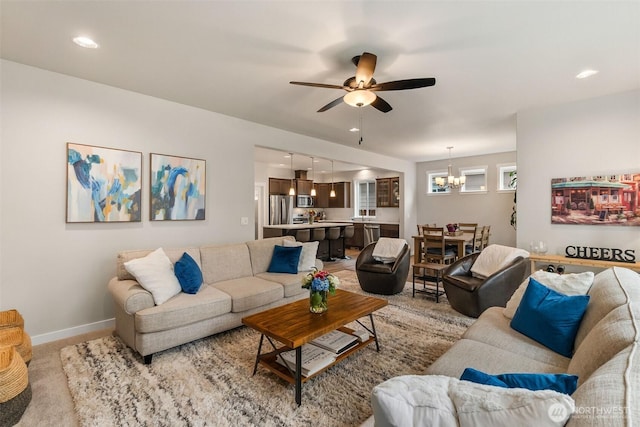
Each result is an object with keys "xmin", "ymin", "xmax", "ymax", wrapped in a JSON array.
[{"xmin": 529, "ymin": 254, "xmax": 640, "ymax": 273}]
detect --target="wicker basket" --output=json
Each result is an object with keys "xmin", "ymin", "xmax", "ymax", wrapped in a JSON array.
[
  {"xmin": 0, "ymin": 327, "xmax": 32, "ymax": 365},
  {"xmin": 0, "ymin": 310, "xmax": 24, "ymax": 330},
  {"xmin": 0, "ymin": 345, "xmax": 31, "ymax": 425}
]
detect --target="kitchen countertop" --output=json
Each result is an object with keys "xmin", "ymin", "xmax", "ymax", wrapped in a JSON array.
[
  {"xmin": 317, "ymin": 219, "xmax": 400, "ymax": 225},
  {"xmin": 264, "ymin": 222, "xmax": 353, "ymax": 230}
]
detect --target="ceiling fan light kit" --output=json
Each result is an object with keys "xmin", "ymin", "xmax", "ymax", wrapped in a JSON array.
[
  {"xmin": 343, "ymin": 89, "xmax": 376, "ymax": 107},
  {"xmin": 290, "ymin": 51, "xmax": 436, "ymax": 113}
]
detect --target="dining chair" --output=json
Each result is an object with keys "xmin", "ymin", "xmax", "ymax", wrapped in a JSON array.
[
  {"xmin": 465, "ymin": 226, "xmax": 483, "ymax": 255},
  {"xmin": 417, "ymin": 224, "xmax": 436, "ymax": 235},
  {"xmin": 481, "ymin": 225, "xmax": 491, "ymax": 249},
  {"xmin": 457, "ymin": 223, "xmax": 478, "ymax": 234},
  {"xmin": 421, "ymin": 226, "xmax": 456, "ymax": 265}
]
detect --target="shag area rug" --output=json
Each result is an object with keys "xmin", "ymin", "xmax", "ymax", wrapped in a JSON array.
[{"xmin": 61, "ymin": 270, "xmax": 473, "ymax": 427}]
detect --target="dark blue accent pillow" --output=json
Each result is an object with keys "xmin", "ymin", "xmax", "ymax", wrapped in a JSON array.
[
  {"xmin": 461, "ymin": 367, "xmax": 579, "ymax": 395},
  {"xmin": 174, "ymin": 252, "xmax": 203, "ymax": 294},
  {"xmin": 267, "ymin": 245, "xmax": 302, "ymax": 274},
  {"xmin": 510, "ymin": 277, "xmax": 590, "ymax": 357}
]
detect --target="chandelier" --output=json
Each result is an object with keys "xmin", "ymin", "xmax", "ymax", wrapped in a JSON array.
[{"xmin": 435, "ymin": 146, "xmax": 466, "ymax": 189}]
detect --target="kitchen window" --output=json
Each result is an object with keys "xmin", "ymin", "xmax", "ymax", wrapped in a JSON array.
[{"xmin": 355, "ymin": 180, "xmax": 376, "ymax": 217}]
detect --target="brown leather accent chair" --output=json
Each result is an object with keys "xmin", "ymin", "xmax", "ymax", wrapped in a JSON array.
[
  {"xmin": 442, "ymin": 252, "xmax": 530, "ymax": 318},
  {"xmin": 356, "ymin": 241, "xmax": 411, "ymax": 295}
]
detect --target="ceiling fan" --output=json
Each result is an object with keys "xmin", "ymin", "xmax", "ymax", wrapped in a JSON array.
[{"xmin": 290, "ymin": 52, "xmax": 436, "ymax": 113}]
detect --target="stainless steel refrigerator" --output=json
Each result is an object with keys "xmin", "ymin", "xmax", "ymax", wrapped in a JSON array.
[{"xmin": 269, "ymin": 195, "xmax": 294, "ymax": 225}]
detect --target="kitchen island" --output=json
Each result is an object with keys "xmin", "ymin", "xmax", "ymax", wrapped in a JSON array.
[{"xmin": 263, "ymin": 222, "xmax": 352, "ymax": 260}]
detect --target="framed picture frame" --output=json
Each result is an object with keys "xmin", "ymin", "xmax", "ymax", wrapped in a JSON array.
[
  {"xmin": 551, "ymin": 173, "xmax": 640, "ymax": 226},
  {"xmin": 150, "ymin": 153, "xmax": 206, "ymax": 221},
  {"xmin": 66, "ymin": 143, "xmax": 142, "ymax": 223}
]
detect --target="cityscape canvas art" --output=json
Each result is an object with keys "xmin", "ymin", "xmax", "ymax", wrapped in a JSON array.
[
  {"xmin": 66, "ymin": 143, "xmax": 142, "ymax": 223},
  {"xmin": 150, "ymin": 153, "xmax": 206, "ymax": 221},
  {"xmin": 551, "ymin": 173, "xmax": 640, "ymax": 226}
]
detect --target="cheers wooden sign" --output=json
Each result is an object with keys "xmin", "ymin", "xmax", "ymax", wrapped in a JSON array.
[{"xmin": 565, "ymin": 246, "xmax": 636, "ymax": 263}]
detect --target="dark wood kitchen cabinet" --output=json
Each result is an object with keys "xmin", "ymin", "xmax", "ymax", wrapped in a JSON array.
[
  {"xmin": 269, "ymin": 178, "xmax": 292, "ymax": 195},
  {"xmin": 345, "ymin": 223, "xmax": 364, "ymax": 249},
  {"xmin": 329, "ymin": 182, "xmax": 351, "ymax": 208},
  {"xmin": 314, "ymin": 183, "xmax": 330, "ymax": 208},
  {"xmin": 296, "ymin": 179, "xmax": 313, "ymax": 195},
  {"xmin": 376, "ymin": 177, "xmax": 400, "ymax": 207}
]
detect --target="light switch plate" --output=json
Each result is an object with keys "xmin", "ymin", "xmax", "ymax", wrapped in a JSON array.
[{"xmin": 240, "ymin": 217, "xmax": 249, "ymax": 225}]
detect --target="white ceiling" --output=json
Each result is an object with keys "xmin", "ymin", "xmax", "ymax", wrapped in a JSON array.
[{"xmin": 2, "ymin": 1, "xmax": 639, "ymax": 167}]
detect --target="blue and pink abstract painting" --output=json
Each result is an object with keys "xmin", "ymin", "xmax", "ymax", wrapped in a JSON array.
[
  {"xmin": 67, "ymin": 143, "xmax": 142, "ymax": 223},
  {"xmin": 150, "ymin": 153, "xmax": 206, "ymax": 220}
]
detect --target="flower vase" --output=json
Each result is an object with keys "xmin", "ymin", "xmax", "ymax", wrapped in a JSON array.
[
  {"xmin": 309, "ymin": 290, "xmax": 328, "ymax": 313},
  {"xmin": 308, "ymin": 216, "xmax": 314, "ymax": 224}
]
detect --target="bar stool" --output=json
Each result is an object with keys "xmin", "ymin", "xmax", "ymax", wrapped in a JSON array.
[
  {"xmin": 341, "ymin": 225, "xmax": 355, "ymax": 259},
  {"xmin": 296, "ymin": 229, "xmax": 310, "ymax": 243},
  {"xmin": 326, "ymin": 227, "xmax": 341, "ymax": 261},
  {"xmin": 312, "ymin": 227, "xmax": 328, "ymax": 260},
  {"xmin": 364, "ymin": 224, "xmax": 380, "ymax": 247}
]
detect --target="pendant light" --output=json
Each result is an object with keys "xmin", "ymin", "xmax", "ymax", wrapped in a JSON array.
[
  {"xmin": 330, "ymin": 160, "xmax": 336, "ymax": 198},
  {"xmin": 288, "ymin": 153, "xmax": 296, "ymax": 196},
  {"xmin": 310, "ymin": 157, "xmax": 317, "ymax": 197}
]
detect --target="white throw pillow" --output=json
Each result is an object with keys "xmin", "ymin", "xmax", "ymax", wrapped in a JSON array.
[
  {"xmin": 372, "ymin": 375, "xmax": 574, "ymax": 427},
  {"xmin": 283, "ymin": 239, "xmax": 319, "ymax": 271},
  {"xmin": 124, "ymin": 247, "xmax": 182, "ymax": 305},
  {"xmin": 503, "ymin": 270, "xmax": 594, "ymax": 319},
  {"xmin": 452, "ymin": 379, "xmax": 575, "ymax": 427},
  {"xmin": 470, "ymin": 244, "xmax": 530, "ymax": 279}
]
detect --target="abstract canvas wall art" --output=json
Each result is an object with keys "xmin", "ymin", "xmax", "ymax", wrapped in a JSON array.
[
  {"xmin": 67, "ymin": 143, "xmax": 142, "ymax": 223},
  {"xmin": 551, "ymin": 173, "xmax": 640, "ymax": 226},
  {"xmin": 150, "ymin": 153, "xmax": 206, "ymax": 221}
]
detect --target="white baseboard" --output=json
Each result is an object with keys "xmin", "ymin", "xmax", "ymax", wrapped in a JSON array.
[{"xmin": 31, "ymin": 318, "xmax": 115, "ymax": 346}]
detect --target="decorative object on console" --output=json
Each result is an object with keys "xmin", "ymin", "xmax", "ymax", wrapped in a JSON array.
[
  {"xmin": 150, "ymin": 153, "xmax": 205, "ymax": 221},
  {"xmin": 66, "ymin": 142, "xmax": 142, "ymax": 223},
  {"xmin": 301, "ymin": 268, "xmax": 339, "ymax": 313},
  {"xmin": 565, "ymin": 245, "xmax": 636, "ymax": 263},
  {"xmin": 551, "ymin": 173, "xmax": 640, "ymax": 226}
]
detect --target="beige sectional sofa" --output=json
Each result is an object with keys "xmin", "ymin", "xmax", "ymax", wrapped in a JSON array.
[
  {"xmin": 366, "ymin": 266, "xmax": 639, "ymax": 426},
  {"xmin": 420, "ymin": 266, "xmax": 639, "ymax": 426},
  {"xmin": 108, "ymin": 236, "xmax": 318, "ymax": 364}
]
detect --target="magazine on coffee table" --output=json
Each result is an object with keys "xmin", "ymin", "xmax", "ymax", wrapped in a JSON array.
[
  {"xmin": 276, "ymin": 344, "xmax": 336, "ymax": 377},
  {"xmin": 310, "ymin": 330, "xmax": 359, "ymax": 355}
]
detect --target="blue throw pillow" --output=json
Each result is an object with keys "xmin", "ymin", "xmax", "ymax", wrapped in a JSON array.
[
  {"xmin": 174, "ymin": 252, "xmax": 203, "ymax": 294},
  {"xmin": 461, "ymin": 367, "xmax": 579, "ymax": 395},
  {"xmin": 267, "ymin": 245, "xmax": 302, "ymax": 274},
  {"xmin": 510, "ymin": 277, "xmax": 590, "ymax": 357}
]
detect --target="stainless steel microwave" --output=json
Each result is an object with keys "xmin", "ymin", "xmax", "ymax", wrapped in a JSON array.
[{"xmin": 297, "ymin": 195, "xmax": 314, "ymax": 208}]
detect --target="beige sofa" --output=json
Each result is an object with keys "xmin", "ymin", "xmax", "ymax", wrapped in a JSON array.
[
  {"xmin": 367, "ymin": 266, "xmax": 639, "ymax": 426},
  {"xmin": 108, "ymin": 236, "xmax": 319, "ymax": 364}
]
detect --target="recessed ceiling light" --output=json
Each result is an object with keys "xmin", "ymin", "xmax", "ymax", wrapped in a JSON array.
[
  {"xmin": 576, "ymin": 69, "xmax": 599, "ymax": 79},
  {"xmin": 73, "ymin": 36, "xmax": 99, "ymax": 49},
  {"xmin": 349, "ymin": 127, "xmax": 359, "ymax": 132}
]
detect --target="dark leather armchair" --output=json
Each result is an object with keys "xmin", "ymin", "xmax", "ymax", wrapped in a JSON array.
[
  {"xmin": 356, "ymin": 241, "xmax": 410, "ymax": 295},
  {"xmin": 443, "ymin": 252, "xmax": 530, "ymax": 317}
]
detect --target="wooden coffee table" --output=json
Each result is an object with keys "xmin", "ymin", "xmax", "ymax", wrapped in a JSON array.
[{"xmin": 242, "ymin": 289, "xmax": 387, "ymax": 405}]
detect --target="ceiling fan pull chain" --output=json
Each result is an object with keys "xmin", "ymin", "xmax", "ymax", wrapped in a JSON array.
[{"xmin": 358, "ymin": 107, "xmax": 363, "ymax": 145}]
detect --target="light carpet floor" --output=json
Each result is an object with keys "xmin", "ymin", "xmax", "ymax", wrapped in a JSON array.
[{"xmin": 60, "ymin": 270, "xmax": 473, "ymax": 426}]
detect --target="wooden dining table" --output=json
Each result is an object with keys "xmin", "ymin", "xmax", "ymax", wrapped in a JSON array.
[{"xmin": 411, "ymin": 233, "xmax": 474, "ymax": 264}]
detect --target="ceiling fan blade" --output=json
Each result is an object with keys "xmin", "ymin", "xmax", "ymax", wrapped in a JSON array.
[
  {"xmin": 355, "ymin": 52, "xmax": 377, "ymax": 87},
  {"xmin": 371, "ymin": 95, "xmax": 392, "ymax": 113},
  {"xmin": 317, "ymin": 96, "xmax": 344, "ymax": 112},
  {"xmin": 290, "ymin": 81, "xmax": 347, "ymax": 90},
  {"xmin": 369, "ymin": 77, "xmax": 436, "ymax": 91}
]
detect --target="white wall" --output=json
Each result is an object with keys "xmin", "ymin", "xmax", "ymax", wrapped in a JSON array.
[
  {"xmin": 416, "ymin": 152, "xmax": 517, "ymax": 246},
  {"xmin": 516, "ymin": 90, "xmax": 640, "ymax": 257},
  {"xmin": 0, "ymin": 60, "xmax": 416, "ymax": 342}
]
